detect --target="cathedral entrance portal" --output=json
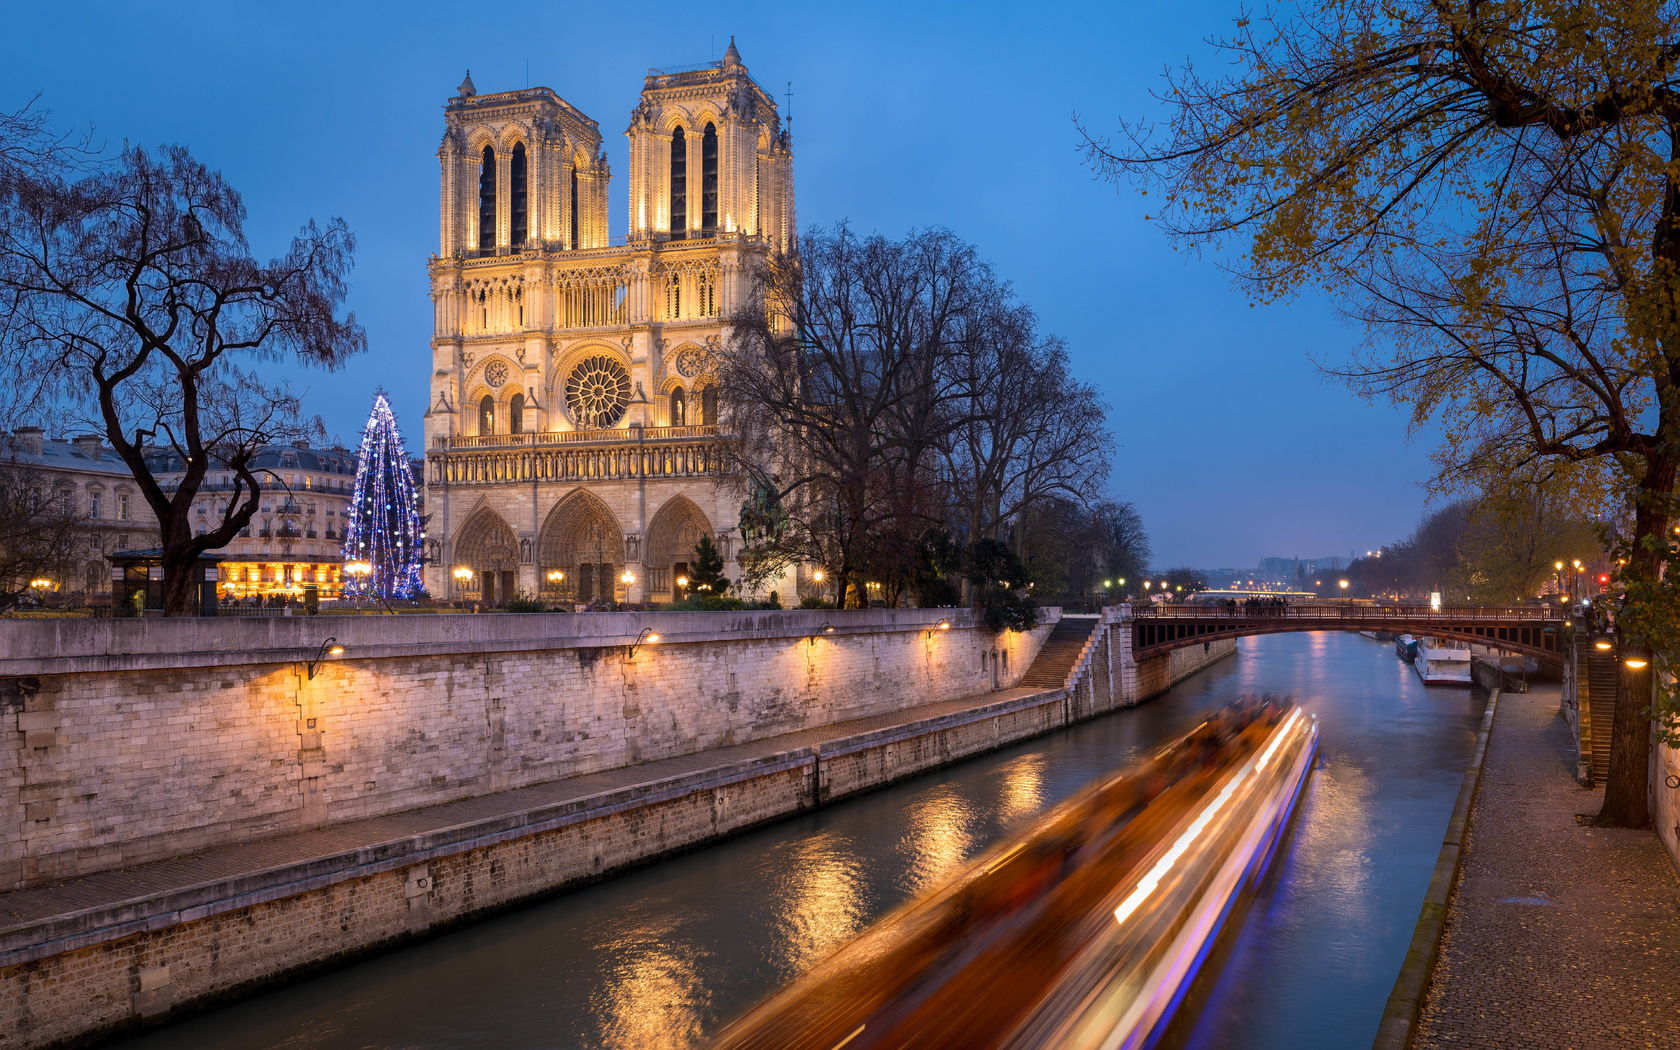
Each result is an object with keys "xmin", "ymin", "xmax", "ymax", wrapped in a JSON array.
[
  {"xmin": 645, "ymin": 496, "xmax": 713, "ymax": 600},
  {"xmin": 537, "ymin": 491, "xmax": 625, "ymax": 604},
  {"xmin": 454, "ymin": 508, "xmax": 519, "ymax": 605}
]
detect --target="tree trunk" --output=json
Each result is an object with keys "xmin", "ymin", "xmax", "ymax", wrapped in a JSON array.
[
  {"xmin": 1600, "ymin": 125, "xmax": 1680, "ymax": 827},
  {"xmin": 1598, "ymin": 455, "xmax": 1676, "ymax": 827},
  {"xmin": 1601, "ymin": 660, "xmax": 1654, "ymax": 826}
]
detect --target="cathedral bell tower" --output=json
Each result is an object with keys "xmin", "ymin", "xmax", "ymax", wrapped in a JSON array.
[
  {"xmin": 437, "ymin": 72, "xmax": 611, "ymax": 256},
  {"xmin": 625, "ymin": 37, "xmax": 795, "ymax": 250}
]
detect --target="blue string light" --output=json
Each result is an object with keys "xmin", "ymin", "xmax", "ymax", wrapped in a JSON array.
[{"xmin": 342, "ymin": 393, "xmax": 424, "ymax": 599}]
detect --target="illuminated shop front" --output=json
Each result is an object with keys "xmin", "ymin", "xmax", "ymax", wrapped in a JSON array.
[{"xmin": 216, "ymin": 557, "xmax": 345, "ymax": 601}]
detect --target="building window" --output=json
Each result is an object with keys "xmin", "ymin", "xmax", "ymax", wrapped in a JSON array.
[
  {"xmin": 697, "ymin": 272, "xmax": 716, "ymax": 316},
  {"xmin": 478, "ymin": 145, "xmax": 496, "ymax": 251},
  {"xmin": 116, "ymin": 495, "xmax": 129, "ymax": 521},
  {"xmin": 669, "ymin": 126, "xmax": 687, "ymax": 239},
  {"xmin": 701, "ymin": 385, "xmax": 718, "ymax": 425},
  {"xmin": 510, "ymin": 143, "xmax": 527, "ymax": 248},
  {"xmin": 701, "ymin": 123, "xmax": 718, "ymax": 232},
  {"xmin": 90, "ymin": 494, "xmax": 101, "ymax": 519},
  {"xmin": 509, "ymin": 392, "xmax": 525, "ymax": 434},
  {"xmin": 670, "ymin": 386, "xmax": 686, "ymax": 426},
  {"xmin": 571, "ymin": 169, "xmax": 580, "ymax": 249},
  {"xmin": 666, "ymin": 275, "xmax": 682, "ymax": 320},
  {"xmin": 480, "ymin": 394, "xmax": 495, "ymax": 435}
]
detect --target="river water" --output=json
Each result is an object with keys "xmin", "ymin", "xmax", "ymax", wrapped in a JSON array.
[{"xmin": 113, "ymin": 630, "xmax": 1486, "ymax": 1050}]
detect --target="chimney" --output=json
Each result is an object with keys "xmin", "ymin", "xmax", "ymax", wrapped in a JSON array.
[
  {"xmin": 71, "ymin": 434, "xmax": 103, "ymax": 461},
  {"xmin": 13, "ymin": 426, "xmax": 43, "ymax": 456},
  {"xmin": 292, "ymin": 439, "xmax": 311, "ymax": 450}
]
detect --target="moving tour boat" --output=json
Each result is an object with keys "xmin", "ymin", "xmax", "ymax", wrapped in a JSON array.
[{"xmin": 711, "ymin": 697, "xmax": 1319, "ymax": 1050}]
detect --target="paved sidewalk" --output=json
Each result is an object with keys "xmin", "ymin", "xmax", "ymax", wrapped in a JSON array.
[
  {"xmin": 1414, "ymin": 684, "xmax": 1680, "ymax": 1049},
  {"xmin": 0, "ymin": 686, "xmax": 1046, "ymax": 930}
]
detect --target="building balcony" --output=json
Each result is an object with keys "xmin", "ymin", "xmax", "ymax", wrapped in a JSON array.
[{"xmin": 427, "ymin": 425, "xmax": 731, "ymax": 487}]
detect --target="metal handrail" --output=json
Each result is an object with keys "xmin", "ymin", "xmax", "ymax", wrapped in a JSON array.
[{"xmin": 1130, "ymin": 603, "xmax": 1557, "ymax": 621}]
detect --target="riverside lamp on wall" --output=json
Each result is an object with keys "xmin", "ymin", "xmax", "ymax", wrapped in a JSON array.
[
  {"xmin": 629, "ymin": 627, "xmax": 659, "ymax": 659},
  {"xmin": 809, "ymin": 621, "xmax": 835, "ymax": 646},
  {"xmin": 306, "ymin": 637, "xmax": 346, "ymax": 680}
]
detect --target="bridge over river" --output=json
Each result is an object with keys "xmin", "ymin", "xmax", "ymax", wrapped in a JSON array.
[{"xmin": 1129, "ymin": 602, "xmax": 1564, "ymax": 665}]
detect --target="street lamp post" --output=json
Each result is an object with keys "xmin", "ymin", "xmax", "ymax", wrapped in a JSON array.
[
  {"xmin": 1339, "ymin": 579, "xmax": 1349, "ymax": 603},
  {"xmin": 452, "ymin": 566, "xmax": 473, "ymax": 603}
]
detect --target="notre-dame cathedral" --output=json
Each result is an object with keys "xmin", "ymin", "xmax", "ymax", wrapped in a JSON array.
[{"xmin": 421, "ymin": 39, "xmax": 794, "ymax": 604}]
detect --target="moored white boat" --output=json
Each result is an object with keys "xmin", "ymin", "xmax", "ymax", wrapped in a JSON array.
[{"xmin": 1412, "ymin": 638, "xmax": 1472, "ymax": 685}]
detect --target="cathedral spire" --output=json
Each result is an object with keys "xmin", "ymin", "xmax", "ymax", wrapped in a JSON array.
[
  {"xmin": 458, "ymin": 70, "xmax": 476, "ymax": 98},
  {"xmin": 722, "ymin": 36, "xmax": 742, "ymax": 67}
]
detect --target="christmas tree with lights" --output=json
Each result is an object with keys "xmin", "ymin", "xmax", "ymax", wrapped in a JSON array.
[{"xmin": 341, "ymin": 393, "xmax": 424, "ymax": 599}]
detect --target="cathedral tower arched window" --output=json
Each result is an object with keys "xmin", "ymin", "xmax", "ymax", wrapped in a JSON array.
[
  {"xmin": 570, "ymin": 169, "xmax": 580, "ymax": 250},
  {"xmin": 701, "ymin": 385, "xmax": 718, "ymax": 425},
  {"xmin": 509, "ymin": 392, "xmax": 525, "ymax": 434},
  {"xmin": 701, "ymin": 123, "xmax": 718, "ymax": 233},
  {"xmin": 670, "ymin": 386, "xmax": 686, "ymax": 426},
  {"xmin": 510, "ymin": 144, "xmax": 528, "ymax": 248},
  {"xmin": 669, "ymin": 126, "xmax": 687, "ymax": 239},
  {"xmin": 478, "ymin": 146, "xmax": 496, "ymax": 252},
  {"xmin": 479, "ymin": 394, "xmax": 495, "ymax": 435}
]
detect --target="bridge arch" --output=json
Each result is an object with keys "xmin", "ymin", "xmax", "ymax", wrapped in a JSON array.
[{"xmin": 1128, "ymin": 604, "xmax": 1564, "ymax": 666}]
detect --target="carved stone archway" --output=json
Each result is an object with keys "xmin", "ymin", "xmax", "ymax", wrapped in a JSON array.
[
  {"xmin": 644, "ymin": 495, "xmax": 713, "ymax": 598},
  {"xmin": 537, "ymin": 489, "xmax": 625, "ymax": 602},
  {"xmin": 454, "ymin": 507, "xmax": 519, "ymax": 603}
]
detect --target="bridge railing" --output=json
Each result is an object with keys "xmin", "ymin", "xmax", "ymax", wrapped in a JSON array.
[{"xmin": 1126, "ymin": 603, "xmax": 1556, "ymax": 622}]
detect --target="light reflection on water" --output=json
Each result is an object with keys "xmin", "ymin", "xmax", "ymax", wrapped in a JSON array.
[
  {"xmin": 766, "ymin": 834, "xmax": 867, "ymax": 973},
  {"xmin": 109, "ymin": 632, "xmax": 1483, "ymax": 1050}
]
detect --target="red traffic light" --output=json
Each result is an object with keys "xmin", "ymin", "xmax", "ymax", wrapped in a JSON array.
[{"xmin": 1597, "ymin": 574, "xmax": 1610, "ymax": 585}]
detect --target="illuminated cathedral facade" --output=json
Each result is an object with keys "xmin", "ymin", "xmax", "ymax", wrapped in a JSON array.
[{"xmin": 421, "ymin": 39, "xmax": 794, "ymax": 604}]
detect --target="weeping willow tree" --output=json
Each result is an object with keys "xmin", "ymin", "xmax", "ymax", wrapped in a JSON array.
[{"xmin": 1084, "ymin": 0, "xmax": 1680, "ymax": 827}]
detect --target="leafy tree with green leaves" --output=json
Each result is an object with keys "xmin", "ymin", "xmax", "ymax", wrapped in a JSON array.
[{"xmin": 1083, "ymin": 0, "xmax": 1680, "ymax": 826}]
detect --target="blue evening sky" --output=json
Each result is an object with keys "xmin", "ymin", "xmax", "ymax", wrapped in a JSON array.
[{"xmin": 1, "ymin": 0, "xmax": 1442, "ymax": 569}]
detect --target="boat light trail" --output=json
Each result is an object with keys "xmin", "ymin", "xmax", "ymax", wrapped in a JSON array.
[{"xmin": 1114, "ymin": 710, "xmax": 1302, "ymax": 926}]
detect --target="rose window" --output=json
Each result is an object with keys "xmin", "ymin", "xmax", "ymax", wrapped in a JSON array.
[
  {"xmin": 674, "ymin": 346, "xmax": 712, "ymax": 378},
  {"xmin": 484, "ymin": 360, "xmax": 508, "ymax": 388},
  {"xmin": 565, "ymin": 355, "xmax": 632, "ymax": 429}
]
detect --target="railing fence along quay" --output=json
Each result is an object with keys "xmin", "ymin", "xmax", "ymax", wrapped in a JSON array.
[{"xmin": 1130, "ymin": 603, "xmax": 1557, "ymax": 622}]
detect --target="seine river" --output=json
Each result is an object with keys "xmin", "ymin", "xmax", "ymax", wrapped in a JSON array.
[{"xmin": 113, "ymin": 630, "xmax": 1485, "ymax": 1050}]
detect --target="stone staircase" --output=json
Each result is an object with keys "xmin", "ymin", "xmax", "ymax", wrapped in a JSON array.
[{"xmin": 1018, "ymin": 615, "xmax": 1101, "ymax": 690}]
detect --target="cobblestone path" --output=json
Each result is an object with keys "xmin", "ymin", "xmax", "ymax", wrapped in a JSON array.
[{"xmin": 1414, "ymin": 684, "xmax": 1680, "ymax": 1049}]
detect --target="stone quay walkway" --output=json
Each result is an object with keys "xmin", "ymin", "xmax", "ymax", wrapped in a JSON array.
[
  {"xmin": 0, "ymin": 686, "xmax": 1048, "ymax": 932},
  {"xmin": 1414, "ymin": 683, "xmax": 1680, "ymax": 1049}
]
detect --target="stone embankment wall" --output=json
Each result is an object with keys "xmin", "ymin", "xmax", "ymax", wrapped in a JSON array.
[
  {"xmin": 0, "ymin": 609, "xmax": 1053, "ymax": 891},
  {"xmin": 0, "ymin": 607, "xmax": 1249, "ymax": 1050}
]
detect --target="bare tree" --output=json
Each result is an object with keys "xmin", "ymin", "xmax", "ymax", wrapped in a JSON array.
[
  {"xmin": 0, "ymin": 141, "xmax": 364, "ymax": 614},
  {"xmin": 1082, "ymin": 0, "xmax": 1680, "ymax": 826},
  {"xmin": 0, "ymin": 458, "xmax": 83, "ymax": 610},
  {"xmin": 722, "ymin": 225, "xmax": 990, "ymax": 608}
]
